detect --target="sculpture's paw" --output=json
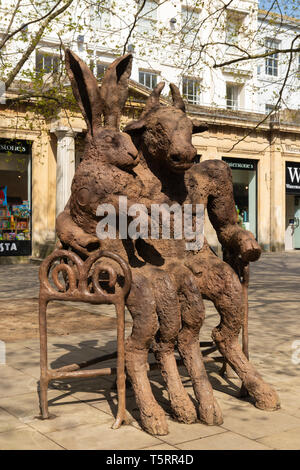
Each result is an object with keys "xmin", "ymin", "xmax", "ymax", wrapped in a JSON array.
[
  {"xmin": 170, "ymin": 394, "xmax": 197, "ymax": 424},
  {"xmin": 198, "ymin": 397, "xmax": 223, "ymax": 426},
  {"xmin": 254, "ymin": 387, "xmax": 280, "ymax": 412},
  {"xmin": 140, "ymin": 402, "xmax": 169, "ymax": 436},
  {"xmin": 234, "ymin": 230, "xmax": 262, "ymax": 263},
  {"xmin": 74, "ymin": 231, "xmax": 100, "ymax": 249}
]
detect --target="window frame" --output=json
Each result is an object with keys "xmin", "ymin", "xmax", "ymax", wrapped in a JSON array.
[
  {"xmin": 182, "ymin": 77, "xmax": 201, "ymax": 105},
  {"xmin": 35, "ymin": 51, "xmax": 60, "ymax": 75},
  {"xmin": 136, "ymin": 0, "xmax": 158, "ymax": 36},
  {"xmin": 139, "ymin": 70, "xmax": 158, "ymax": 89},
  {"xmin": 90, "ymin": 0, "xmax": 112, "ymax": 30},
  {"xmin": 226, "ymin": 83, "xmax": 240, "ymax": 110},
  {"xmin": 180, "ymin": 5, "xmax": 200, "ymax": 44},
  {"xmin": 264, "ymin": 38, "xmax": 280, "ymax": 77}
]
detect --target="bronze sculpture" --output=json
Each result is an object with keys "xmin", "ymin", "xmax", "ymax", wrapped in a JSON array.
[{"xmin": 52, "ymin": 50, "xmax": 280, "ymax": 436}]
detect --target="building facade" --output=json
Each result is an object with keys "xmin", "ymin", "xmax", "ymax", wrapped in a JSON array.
[{"xmin": 0, "ymin": 0, "xmax": 300, "ymax": 261}]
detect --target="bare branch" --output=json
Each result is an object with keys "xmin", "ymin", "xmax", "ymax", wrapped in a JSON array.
[
  {"xmin": 0, "ymin": 0, "xmax": 65, "ymax": 51},
  {"xmin": 4, "ymin": 0, "xmax": 74, "ymax": 91}
]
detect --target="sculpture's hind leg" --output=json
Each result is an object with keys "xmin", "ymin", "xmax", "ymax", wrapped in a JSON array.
[
  {"xmin": 188, "ymin": 249, "xmax": 280, "ymax": 411},
  {"xmin": 174, "ymin": 267, "xmax": 223, "ymax": 425},
  {"xmin": 125, "ymin": 272, "xmax": 168, "ymax": 436},
  {"xmin": 151, "ymin": 268, "xmax": 197, "ymax": 424}
]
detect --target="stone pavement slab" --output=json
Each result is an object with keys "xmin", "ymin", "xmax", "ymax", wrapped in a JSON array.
[
  {"xmin": 257, "ymin": 427, "xmax": 300, "ymax": 450},
  {"xmin": 45, "ymin": 422, "xmax": 163, "ymax": 450},
  {"xmin": 177, "ymin": 431, "xmax": 273, "ymax": 450},
  {"xmin": 0, "ymin": 427, "xmax": 64, "ymax": 450}
]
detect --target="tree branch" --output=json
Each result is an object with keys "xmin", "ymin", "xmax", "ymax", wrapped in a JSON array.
[{"xmin": 4, "ymin": 0, "xmax": 74, "ymax": 91}]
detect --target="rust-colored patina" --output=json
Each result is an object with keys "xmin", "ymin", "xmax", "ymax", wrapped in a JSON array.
[{"xmin": 40, "ymin": 49, "xmax": 280, "ymax": 436}]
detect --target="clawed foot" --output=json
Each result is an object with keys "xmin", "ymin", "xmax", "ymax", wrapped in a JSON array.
[
  {"xmin": 198, "ymin": 397, "xmax": 223, "ymax": 426},
  {"xmin": 254, "ymin": 386, "xmax": 281, "ymax": 411},
  {"xmin": 140, "ymin": 402, "xmax": 169, "ymax": 436}
]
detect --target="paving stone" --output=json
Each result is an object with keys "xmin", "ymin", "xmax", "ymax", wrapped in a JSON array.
[
  {"xmin": 0, "ymin": 408, "xmax": 27, "ymax": 433},
  {"xmin": 28, "ymin": 399, "xmax": 113, "ymax": 434},
  {"xmin": 0, "ymin": 427, "xmax": 64, "ymax": 450},
  {"xmin": 0, "ymin": 390, "xmax": 65, "ymax": 422},
  {"xmin": 155, "ymin": 419, "xmax": 226, "ymax": 446},
  {"xmin": 257, "ymin": 427, "xmax": 300, "ymax": 449},
  {"xmin": 46, "ymin": 423, "xmax": 162, "ymax": 450},
  {"xmin": 220, "ymin": 406, "xmax": 300, "ymax": 440},
  {"xmin": 177, "ymin": 431, "xmax": 273, "ymax": 450},
  {"xmin": 141, "ymin": 443, "xmax": 179, "ymax": 450},
  {"xmin": 0, "ymin": 365, "xmax": 37, "ymax": 398}
]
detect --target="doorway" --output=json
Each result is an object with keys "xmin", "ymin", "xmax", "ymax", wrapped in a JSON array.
[{"xmin": 285, "ymin": 195, "xmax": 300, "ymax": 250}]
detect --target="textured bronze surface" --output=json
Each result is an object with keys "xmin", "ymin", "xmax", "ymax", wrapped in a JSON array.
[{"xmin": 40, "ymin": 50, "xmax": 280, "ymax": 436}]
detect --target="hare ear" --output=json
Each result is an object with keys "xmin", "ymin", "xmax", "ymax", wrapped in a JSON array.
[
  {"xmin": 100, "ymin": 53, "xmax": 133, "ymax": 128},
  {"xmin": 65, "ymin": 49, "xmax": 103, "ymax": 135}
]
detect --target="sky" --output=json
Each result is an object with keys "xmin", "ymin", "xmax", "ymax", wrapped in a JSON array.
[{"xmin": 259, "ymin": 0, "xmax": 300, "ymax": 19}]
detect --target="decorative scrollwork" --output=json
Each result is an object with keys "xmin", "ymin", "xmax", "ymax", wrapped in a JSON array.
[{"xmin": 39, "ymin": 248, "xmax": 131, "ymax": 304}]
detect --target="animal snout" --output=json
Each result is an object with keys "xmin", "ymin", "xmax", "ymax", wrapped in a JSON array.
[
  {"xmin": 170, "ymin": 153, "xmax": 182, "ymax": 163},
  {"xmin": 169, "ymin": 146, "xmax": 197, "ymax": 165}
]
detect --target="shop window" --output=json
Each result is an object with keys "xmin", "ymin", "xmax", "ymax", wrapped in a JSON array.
[
  {"xmin": 223, "ymin": 158, "xmax": 257, "ymax": 239},
  {"xmin": 0, "ymin": 140, "xmax": 32, "ymax": 256},
  {"xmin": 182, "ymin": 77, "xmax": 200, "ymax": 104},
  {"xmin": 139, "ymin": 70, "xmax": 158, "ymax": 89}
]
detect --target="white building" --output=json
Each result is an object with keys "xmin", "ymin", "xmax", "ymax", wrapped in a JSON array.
[{"xmin": 2, "ymin": 1, "xmax": 299, "ymax": 115}]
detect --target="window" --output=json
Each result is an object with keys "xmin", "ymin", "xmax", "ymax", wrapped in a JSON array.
[
  {"xmin": 182, "ymin": 77, "xmax": 200, "ymax": 104},
  {"xmin": 90, "ymin": 0, "xmax": 111, "ymax": 30},
  {"xmin": 226, "ymin": 14, "xmax": 244, "ymax": 45},
  {"xmin": 265, "ymin": 104, "xmax": 275, "ymax": 114},
  {"xmin": 96, "ymin": 62, "xmax": 109, "ymax": 79},
  {"xmin": 226, "ymin": 84, "xmax": 240, "ymax": 110},
  {"xmin": 36, "ymin": 52, "xmax": 59, "ymax": 75},
  {"xmin": 139, "ymin": 70, "xmax": 157, "ymax": 89},
  {"xmin": 0, "ymin": 139, "xmax": 32, "ymax": 256},
  {"xmin": 223, "ymin": 158, "xmax": 257, "ymax": 239},
  {"xmin": 181, "ymin": 6, "xmax": 199, "ymax": 43},
  {"xmin": 265, "ymin": 104, "xmax": 278, "ymax": 122},
  {"xmin": 265, "ymin": 39, "xmax": 280, "ymax": 76},
  {"xmin": 136, "ymin": 0, "xmax": 157, "ymax": 35}
]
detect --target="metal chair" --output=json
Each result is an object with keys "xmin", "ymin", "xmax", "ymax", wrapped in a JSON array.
[{"xmin": 38, "ymin": 248, "xmax": 131, "ymax": 429}]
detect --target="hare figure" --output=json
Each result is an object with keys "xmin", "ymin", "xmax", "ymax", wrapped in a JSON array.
[{"xmin": 57, "ymin": 50, "xmax": 208, "ymax": 435}]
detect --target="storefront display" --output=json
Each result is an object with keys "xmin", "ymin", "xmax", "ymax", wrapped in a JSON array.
[
  {"xmin": 223, "ymin": 158, "xmax": 257, "ymax": 239},
  {"xmin": 285, "ymin": 162, "xmax": 300, "ymax": 250},
  {"xmin": 0, "ymin": 139, "xmax": 32, "ymax": 256}
]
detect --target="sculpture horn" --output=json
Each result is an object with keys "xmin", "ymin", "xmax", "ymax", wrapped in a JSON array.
[{"xmin": 170, "ymin": 83, "xmax": 185, "ymax": 112}]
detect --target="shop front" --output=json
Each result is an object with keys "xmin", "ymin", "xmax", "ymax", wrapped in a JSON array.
[
  {"xmin": 285, "ymin": 161, "xmax": 300, "ymax": 250},
  {"xmin": 0, "ymin": 139, "xmax": 32, "ymax": 256},
  {"xmin": 223, "ymin": 157, "xmax": 258, "ymax": 239}
]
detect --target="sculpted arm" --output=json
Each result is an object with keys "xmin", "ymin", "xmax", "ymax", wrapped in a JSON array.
[{"xmin": 186, "ymin": 159, "xmax": 261, "ymax": 263}]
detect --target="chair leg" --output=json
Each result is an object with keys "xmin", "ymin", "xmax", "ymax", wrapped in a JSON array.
[
  {"xmin": 112, "ymin": 299, "xmax": 127, "ymax": 429},
  {"xmin": 39, "ymin": 297, "xmax": 50, "ymax": 419}
]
